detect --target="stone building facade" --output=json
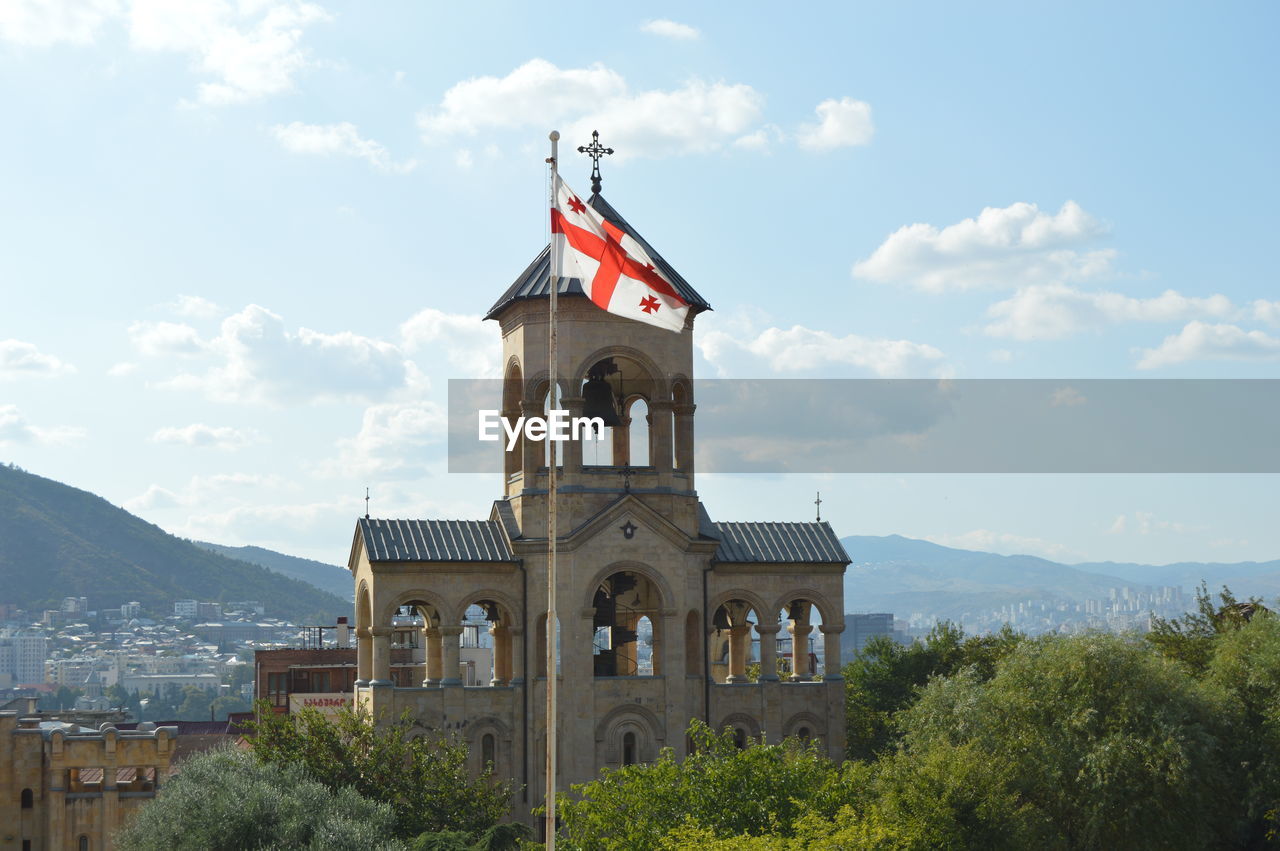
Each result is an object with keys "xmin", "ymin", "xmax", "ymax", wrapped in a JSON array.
[
  {"xmin": 0, "ymin": 711, "xmax": 176, "ymax": 851},
  {"xmin": 347, "ymin": 187, "xmax": 850, "ymax": 815}
]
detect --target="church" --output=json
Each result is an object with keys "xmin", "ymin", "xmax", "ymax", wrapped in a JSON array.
[{"xmin": 346, "ymin": 150, "xmax": 850, "ymax": 815}]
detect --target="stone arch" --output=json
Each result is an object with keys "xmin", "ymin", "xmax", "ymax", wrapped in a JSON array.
[
  {"xmin": 356, "ymin": 582, "xmax": 373, "ymax": 630},
  {"xmin": 525, "ymin": 371, "xmax": 567, "ymax": 406},
  {"xmin": 571, "ymin": 345, "xmax": 668, "ymax": 397},
  {"xmin": 466, "ymin": 715, "xmax": 512, "ymax": 776},
  {"xmin": 378, "ymin": 589, "xmax": 450, "ymax": 628},
  {"xmin": 503, "ymin": 358, "xmax": 524, "ymax": 479},
  {"xmin": 582, "ymin": 561, "xmax": 675, "ymax": 613},
  {"xmin": 717, "ymin": 711, "xmax": 761, "ymax": 742},
  {"xmin": 588, "ymin": 564, "xmax": 667, "ymax": 677},
  {"xmin": 449, "ymin": 589, "xmax": 522, "ymax": 630},
  {"xmin": 771, "ymin": 589, "xmax": 840, "ymax": 627},
  {"xmin": 782, "ymin": 711, "xmax": 826, "ymax": 741},
  {"xmin": 708, "ymin": 589, "xmax": 771, "ymax": 622},
  {"xmin": 594, "ymin": 703, "xmax": 665, "ymax": 767},
  {"xmin": 626, "ymin": 396, "xmax": 650, "ymax": 466}
]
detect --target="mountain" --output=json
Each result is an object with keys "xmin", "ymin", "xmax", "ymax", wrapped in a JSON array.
[
  {"xmin": 194, "ymin": 541, "xmax": 352, "ymax": 600},
  {"xmin": 0, "ymin": 463, "xmax": 349, "ymax": 623},
  {"xmin": 839, "ymin": 534, "xmax": 1280, "ymax": 621}
]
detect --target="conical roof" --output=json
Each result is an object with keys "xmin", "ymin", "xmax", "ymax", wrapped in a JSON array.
[{"xmin": 484, "ymin": 193, "xmax": 712, "ymax": 320}]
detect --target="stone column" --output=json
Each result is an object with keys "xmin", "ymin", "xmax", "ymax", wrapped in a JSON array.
[
  {"xmin": 440, "ymin": 625, "xmax": 464, "ymax": 686},
  {"xmin": 755, "ymin": 623, "xmax": 780, "ymax": 681},
  {"xmin": 423, "ymin": 627, "xmax": 443, "ymax": 686},
  {"xmin": 648, "ymin": 399, "xmax": 674, "ymax": 474},
  {"xmin": 673, "ymin": 403, "xmax": 696, "ymax": 476},
  {"xmin": 789, "ymin": 623, "xmax": 813, "ymax": 681},
  {"xmin": 370, "ymin": 627, "xmax": 393, "ymax": 686},
  {"xmin": 509, "ymin": 627, "xmax": 525, "ymax": 684},
  {"xmin": 726, "ymin": 625, "xmax": 752, "ymax": 683},
  {"xmin": 612, "ymin": 414, "xmax": 632, "ymax": 467},
  {"xmin": 521, "ymin": 399, "xmax": 542, "ymax": 484},
  {"xmin": 820, "ymin": 624, "xmax": 845, "ymax": 681},
  {"xmin": 490, "ymin": 624, "xmax": 511, "ymax": 685},
  {"xmin": 355, "ymin": 626, "xmax": 372, "ymax": 687},
  {"xmin": 561, "ymin": 395, "xmax": 584, "ymax": 479}
]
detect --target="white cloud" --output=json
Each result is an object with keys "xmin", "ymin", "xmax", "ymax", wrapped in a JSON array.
[
  {"xmin": 123, "ymin": 483, "xmax": 181, "ymax": 511},
  {"xmin": 796, "ymin": 97, "xmax": 874, "ymax": 151},
  {"xmin": 167, "ymin": 294, "xmax": 220, "ymax": 318},
  {"xmin": 0, "ymin": 0, "xmax": 121, "ymax": 46},
  {"xmin": 107, "ymin": 362, "xmax": 138, "ymax": 377},
  {"xmin": 0, "ymin": 404, "xmax": 86, "ymax": 446},
  {"xmin": 454, "ymin": 148, "xmax": 473, "ymax": 170},
  {"xmin": 926, "ymin": 529, "xmax": 1075, "ymax": 559},
  {"xmin": 127, "ymin": 320, "xmax": 205, "ymax": 356},
  {"xmin": 1137, "ymin": 321, "xmax": 1280, "ymax": 369},
  {"xmin": 417, "ymin": 58, "xmax": 765, "ymax": 160},
  {"xmin": 153, "ymin": 304, "xmax": 409, "ymax": 404},
  {"xmin": 325, "ymin": 401, "xmax": 446, "ymax": 479},
  {"xmin": 1108, "ymin": 514, "xmax": 1127, "ymax": 534},
  {"xmin": 640, "ymin": 19, "xmax": 700, "ymax": 40},
  {"xmin": 399, "ymin": 308, "xmax": 499, "ymax": 376},
  {"xmin": 1108, "ymin": 510, "xmax": 1191, "ymax": 536},
  {"xmin": 984, "ymin": 283, "xmax": 1237, "ymax": 340},
  {"xmin": 150, "ymin": 423, "xmax": 262, "ymax": 450},
  {"xmin": 130, "ymin": 0, "xmax": 330, "ymax": 105},
  {"xmin": 0, "ymin": 339, "xmax": 75, "ymax": 379},
  {"xmin": 271, "ymin": 122, "xmax": 416, "ymax": 173},
  {"xmin": 1253, "ymin": 299, "xmax": 1280, "ymax": 326},
  {"xmin": 697, "ymin": 312, "xmax": 945, "ymax": 378},
  {"xmin": 1049, "ymin": 386, "xmax": 1086, "ymax": 407},
  {"xmin": 0, "ymin": 1, "xmax": 329, "ymax": 105},
  {"xmin": 853, "ymin": 201, "xmax": 1112, "ymax": 293}
]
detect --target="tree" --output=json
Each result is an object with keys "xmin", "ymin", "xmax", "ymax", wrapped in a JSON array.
[
  {"xmin": 116, "ymin": 745, "xmax": 404, "ymax": 850},
  {"xmin": 1147, "ymin": 582, "xmax": 1265, "ymax": 674},
  {"xmin": 210, "ymin": 693, "xmax": 250, "ymax": 720},
  {"xmin": 842, "ymin": 622, "xmax": 1022, "ymax": 760},
  {"xmin": 248, "ymin": 702, "xmax": 512, "ymax": 840},
  {"xmin": 898, "ymin": 633, "xmax": 1243, "ymax": 849},
  {"xmin": 555, "ymin": 720, "xmax": 836, "ymax": 850},
  {"xmin": 176, "ymin": 685, "xmax": 214, "ymax": 721}
]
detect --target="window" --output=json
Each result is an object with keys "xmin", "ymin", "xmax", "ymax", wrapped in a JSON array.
[
  {"xmin": 733, "ymin": 727, "xmax": 748, "ymax": 749},
  {"xmin": 79, "ymin": 836, "xmax": 89, "ymax": 851},
  {"xmin": 482, "ymin": 733, "xmax": 495, "ymax": 767},
  {"xmin": 20, "ymin": 787, "xmax": 33, "ymax": 808},
  {"xmin": 797, "ymin": 726, "xmax": 811, "ymax": 742},
  {"xmin": 622, "ymin": 731, "xmax": 637, "ymax": 766}
]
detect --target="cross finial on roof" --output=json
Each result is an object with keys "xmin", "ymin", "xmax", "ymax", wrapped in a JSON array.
[
  {"xmin": 814, "ymin": 491, "xmax": 822, "ymax": 522},
  {"xmin": 577, "ymin": 130, "xmax": 614, "ymax": 194},
  {"xmin": 364, "ymin": 487, "xmax": 370, "ymax": 520}
]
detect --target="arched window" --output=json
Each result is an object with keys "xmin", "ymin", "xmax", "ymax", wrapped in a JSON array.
[
  {"xmin": 592, "ymin": 572, "xmax": 662, "ymax": 677},
  {"xmin": 481, "ymin": 733, "xmax": 496, "ymax": 767},
  {"xmin": 78, "ymin": 837, "xmax": 89, "ymax": 851},
  {"xmin": 797, "ymin": 726, "xmax": 811, "ymax": 742},
  {"xmin": 622, "ymin": 731, "xmax": 637, "ymax": 766},
  {"xmin": 733, "ymin": 727, "xmax": 748, "ymax": 749},
  {"xmin": 20, "ymin": 787, "xmax": 33, "ymax": 808},
  {"xmin": 628, "ymin": 398, "xmax": 649, "ymax": 466}
]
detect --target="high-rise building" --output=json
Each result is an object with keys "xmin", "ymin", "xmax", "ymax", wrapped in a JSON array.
[
  {"xmin": 0, "ymin": 628, "xmax": 48, "ymax": 684},
  {"xmin": 847, "ymin": 613, "xmax": 895, "ymax": 659},
  {"xmin": 173, "ymin": 600, "xmax": 198, "ymax": 619},
  {"xmin": 121, "ymin": 601, "xmax": 142, "ymax": 620}
]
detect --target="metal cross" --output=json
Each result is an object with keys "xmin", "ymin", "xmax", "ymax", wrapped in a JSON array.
[
  {"xmin": 577, "ymin": 130, "xmax": 614, "ymax": 194},
  {"xmin": 365, "ymin": 486, "xmax": 370, "ymax": 520},
  {"xmin": 814, "ymin": 491, "xmax": 822, "ymax": 522},
  {"xmin": 618, "ymin": 465, "xmax": 634, "ymax": 492}
]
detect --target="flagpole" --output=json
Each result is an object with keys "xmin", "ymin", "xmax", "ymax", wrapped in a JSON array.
[{"xmin": 544, "ymin": 129, "xmax": 560, "ymax": 850}]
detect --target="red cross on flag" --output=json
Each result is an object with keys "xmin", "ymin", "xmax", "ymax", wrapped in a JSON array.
[{"xmin": 551, "ymin": 175, "xmax": 690, "ymax": 333}]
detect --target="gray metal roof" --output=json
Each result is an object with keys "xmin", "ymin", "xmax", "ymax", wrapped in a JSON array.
[
  {"xmin": 358, "ymin": 518, "xmax": 516, "ymax": 563},
  {"xmin": 485, "ymin": 193, "xmax": 712, "ymax": 320},
  {"xmin": 712, "ymin": 521, "xmax": 850, "ymax": 564}
]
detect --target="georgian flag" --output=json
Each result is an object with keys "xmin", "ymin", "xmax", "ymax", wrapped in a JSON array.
[{"xmin": 551, "ymin": 175, "xmax": 690, "ymax": 333}]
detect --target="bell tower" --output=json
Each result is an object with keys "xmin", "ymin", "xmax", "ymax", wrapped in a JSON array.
[{"xmin": 484, "ymin": 188, "xmax": 711, "ymax": 540}]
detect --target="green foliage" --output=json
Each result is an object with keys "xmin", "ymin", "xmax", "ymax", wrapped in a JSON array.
[
  {"xmin": 555, "ymin": 720, "xmax": 836, "ymax": 850},
  {"xmin": 408, "ymin": 824, "xmax": 533, "ymax": 851},
  {"xmin": 210, "ymin": 693, "xmax": 251, "ymax": 720},
  {"xmin": 842, "ymin": 621, "xmax": 1022, "ymax": 759},
  {"xmin": 115, "ymin": 745, "xmax": 404, "ymax": 850},
  {"xmin": 898, "ymin": 632, "xmax": 1241, "ymax": 849},
  {"xmin": 1148, "ymin": 582, "xmax": 1265, "ymax": 674},
  {"xmin": 248, "ymin": 702, "xmax": 512, "ymax": 840}
]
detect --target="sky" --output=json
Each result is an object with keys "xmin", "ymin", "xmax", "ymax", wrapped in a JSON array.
[{"xmin": 0, "ymin": 1, "xmax": 1277, "ymax": 567}]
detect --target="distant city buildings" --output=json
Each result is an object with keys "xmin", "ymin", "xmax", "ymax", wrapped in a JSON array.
[{"xmin": 0, "ymin": 628, "xmax": 48, "ymax": 684}]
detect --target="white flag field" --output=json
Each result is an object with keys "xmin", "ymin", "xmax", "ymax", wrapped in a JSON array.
[{"xmin": 551, "ymin": 175, "xmax": 690, "ymax": 333}]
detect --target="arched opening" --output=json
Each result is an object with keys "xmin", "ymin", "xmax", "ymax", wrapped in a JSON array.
[
  {"xmin": 733, "ymin": 727, "xmax": 748, "ymax": 749},
  {"xmin": 622, "ymin": 731, "xmax": 638, "ymax": 766},
  {"xmin": 390, "ymin": 601, "xmax": 442, "ymax": 686},
  {"xmin": 535, "ymin": 614, "xmax": 561, "ymax": 677},
  {"xmin": 684, "ymin": 610, "xmax": 702, "ymax": 676},
  {"xmin": 502, "ymin": 360, "xmax": 523, "ymax": 481},
  {"xmin": 777, "ymin": 599, "xmax": 826, "ymax": 680},
  {"xmin": 481, "ymin": 733, "xmax": 496, "ymax": 767},
  {"xmin": 709, "ymin": 600, "xmax": 760, "ymax": 684},
  {"xmin": 459, "ymin": 598, "xmax": 516, "ymax": 686},
  {"xmin": 628, "ymin": 398, "xmax": 649, "ymax": 466},
  {"xmin": 580, "ymin": 355, "xmax": 657, "ymax": 469},
  {"xmin": 78, "ymin": 837, "xmax": 89, "ymax": 851},
  {"xmin": 355, "ymin": 585, "xmax": 374, "ymax": 686},
  {"xmin": 592, "ymin": 571, "xmax": 662, "ymax": 677},
  {"xmin": 20, "ymin": 787, "xmax": 33, "ymax": 808},
  {"xmin": 797, "ymin": 726, "xmax": 811, "ymax": 742},
  {"xmin": 672, "ymin": 380, "xmax": 692, "ymax": 472}
]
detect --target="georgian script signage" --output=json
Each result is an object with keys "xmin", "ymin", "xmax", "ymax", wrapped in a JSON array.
[{"xmin": 288, "ymin": 693, "xmax": 353, "ymax": 716}]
